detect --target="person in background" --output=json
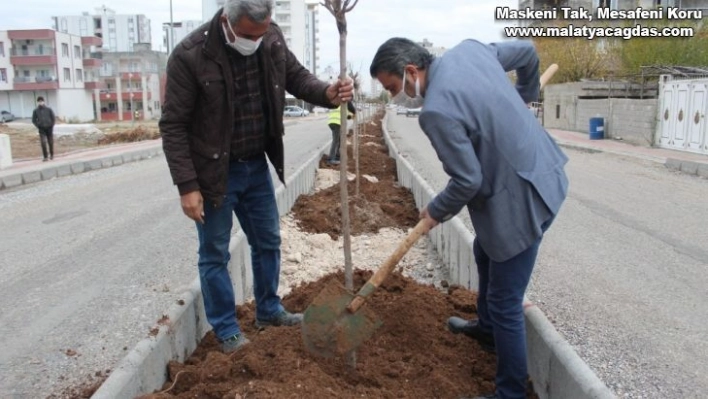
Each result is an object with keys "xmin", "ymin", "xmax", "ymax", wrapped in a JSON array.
[
  {"xmin": 370, "ymin": 37, "xmax": 569, "ymax": 399},
  {"xmin": 32, "ymin": 96, "xmax": 56, "ymax": 161},
  {"xmin": 326, "ymin": 101, "xmax": 356, "ymax": 165},
  {"xmin": 159, "ymin": 0, "xmax": 353, "ymax": 354}
]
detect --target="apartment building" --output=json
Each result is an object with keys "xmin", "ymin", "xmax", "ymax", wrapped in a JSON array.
[
  {"xmin": 417, "ymin": 39, "xmax": 447, "ymax": 58},
  {"xmin": 163, "ymin": 20, "xmax": 202, "ymax": 54},
  {"xmin": 96, "ymin": 43, "xmax": 167, "ymax": 122},
  {"xmin": 53, "ymin": 7, "xmax": 152, "ymax": 52},
  {"xmin": 201, "ymin": 0, "xmax": 318, "ymax": 70},
  {"xmin": 0, "ymin": 29, "xmax": 103, "ymax": 122}
]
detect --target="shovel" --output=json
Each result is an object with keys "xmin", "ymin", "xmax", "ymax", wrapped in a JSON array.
[{"xmin": 302, "ymin": 219, "xmax": 430, "ymax": 358}]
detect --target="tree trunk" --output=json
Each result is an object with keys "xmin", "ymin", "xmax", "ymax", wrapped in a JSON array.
[
  {"xmin": 338, "ymin": 28, "xmax": 353, "ymax": 292},
  {"xmin": 354, "ymin": 92, "xmax": 360, "ymax": 197}
]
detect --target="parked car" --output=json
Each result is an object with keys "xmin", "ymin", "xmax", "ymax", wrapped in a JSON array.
[
  {"xmin": 396, "ymin": 106, "xmax": 407, "ymax": 115},
  {"xmin": 405, "ymin": 107, "xmax": 422, "ymax": 117},
  {"xmin": 284, "ymin": 106, "xmax": 309, "ymax": 117},
  {"xmin": 1, "ymin": 110, "xmax": 15, "ymax": 123}
]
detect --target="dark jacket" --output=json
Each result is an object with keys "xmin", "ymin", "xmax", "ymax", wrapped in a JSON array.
[
  {"xmin": 160, "ymin": 10, "xmax": 334, "ymax": 207},
  {"xmin": 32, "ymin": 106, "xmax": 55, "ymax": 130}
]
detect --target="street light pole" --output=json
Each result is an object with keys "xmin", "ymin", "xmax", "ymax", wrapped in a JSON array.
[{"xmin": 169, "ymin": 0, "xmax": 175, "ymax": 54}]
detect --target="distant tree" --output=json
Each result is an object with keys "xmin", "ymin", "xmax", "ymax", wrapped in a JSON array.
[
  {"xmin": 533, "ymin": 33, "xmax": 612, "ymax": 83},
  {"xmin": 618, "ymin": 21, "xmax": 707, "ymax": 75}
]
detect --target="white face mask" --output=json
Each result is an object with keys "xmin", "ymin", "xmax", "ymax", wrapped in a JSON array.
[
  {"xmin": 390, "ymin": 69, "xmax": 424, "ymax": 108},
  {"xmin": 223, "ymin": 18, "xmax": 263, "ymax": 56}
]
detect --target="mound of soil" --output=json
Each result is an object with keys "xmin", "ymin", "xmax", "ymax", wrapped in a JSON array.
[
  {"xmin": 130, "ymin": 113, "xmax": 537, "ymax": 398},
  {"xmin": 97, "ymin": 125, "xmax": 160, "ymax": 145},
  {"xmin": 142, "ymin": 272, "xmax": 499, "ymax": 399}
]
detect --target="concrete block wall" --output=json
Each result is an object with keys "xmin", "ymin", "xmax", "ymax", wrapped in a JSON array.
[
  {"xmin": 606, "ymin": 99, "xmax": 658, "ymax": 145},
  {"xmin": 544, "ymin": 84, "xmax": 658, "ymax": 146}
]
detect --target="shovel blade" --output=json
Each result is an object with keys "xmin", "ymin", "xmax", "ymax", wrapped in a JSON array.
[{"xmin": 301, "ymin": 282, "xmax": 382, "ymax": 358}]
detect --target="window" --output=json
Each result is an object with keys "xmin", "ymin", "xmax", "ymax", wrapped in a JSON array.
[
  {"xmin": 0, "ymin": 69, "xmax": 6, "ymax": 82},
  {"xmin": 593, "ymin": 0, "xmax": 618, "ymax": 9},
  {"xmin": 0, "ymin": 42, "xmax": 4, "ymax": 57},
  {"xmin": 64, "ymin": 67, "xmax": 71, "ymax": 81},
  {"xmin": 76, "ymin": 69, "xmax": 83, "ymax": 82},
  {"xmin": 74, "ymin": 45, "xmax": 81, "ymax": 59},
  {"xmin": 62, "ymin": 43, "xmax": 69, "ymax": 57}
]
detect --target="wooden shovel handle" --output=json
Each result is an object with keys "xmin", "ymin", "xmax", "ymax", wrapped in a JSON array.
[{"xmin": 347, "ymin": 219, "xmax": 430, "ymax": 313}]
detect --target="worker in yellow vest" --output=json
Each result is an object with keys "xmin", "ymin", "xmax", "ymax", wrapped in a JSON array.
[{"xmin": 327, "ymin": 101, "xmax": 357, "ymax": 165}]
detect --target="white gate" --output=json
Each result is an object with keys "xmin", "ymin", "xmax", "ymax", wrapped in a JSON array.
[{"xmin": 657, "ymin": 76, "xmax": 708, "ymax": 154}]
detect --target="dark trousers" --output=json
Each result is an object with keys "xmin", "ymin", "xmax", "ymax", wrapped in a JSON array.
[
  {"xmin": 38, "ymin": 127, "xmax": 54, "ymax": 159},
  {"xmin": 328, "ymin": 123, "xmax": 341, "ymax": 161},
  {"xmin": 474, "ymin": 218, "xmax": 553, "ymax": 399}
]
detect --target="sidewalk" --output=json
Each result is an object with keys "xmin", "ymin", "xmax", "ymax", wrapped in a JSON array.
[
  {"xmin": 1, "ymin": 127, "xmax": 706, "ymax": 191},
  {"xmin": 0, "ymin": 139, "xmax": 163, "ymax": 190},
  {"xmin": 0, "ymin": 118, "xmax": 320, "ymax": 191},
  {"xmin": 549, "ymin": 128, "xmax": 708, "ymax": 178}
]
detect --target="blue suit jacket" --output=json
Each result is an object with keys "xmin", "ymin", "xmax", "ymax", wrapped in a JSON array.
[{"xmin": 420, "ymin": 39, "xmax": 569, "ymax": 262}]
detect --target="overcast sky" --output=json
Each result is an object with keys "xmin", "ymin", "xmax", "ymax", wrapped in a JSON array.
[{"xmin": 4, "ymin": 0, "xmax": 518, "ymax": 90}]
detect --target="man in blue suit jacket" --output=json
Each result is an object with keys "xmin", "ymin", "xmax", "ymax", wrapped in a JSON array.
[{"xmin": 370, "ymin": 38, "xmax": 569, "ymax": 399}]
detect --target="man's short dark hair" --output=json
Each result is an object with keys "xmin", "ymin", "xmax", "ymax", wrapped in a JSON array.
[
  {"xmin": 37, "ymin": 96, "xmax": 44, "ymax": 102},
  {"xmin": 369, "ymin": 38, "xmax": 435, "ymax": 78}
]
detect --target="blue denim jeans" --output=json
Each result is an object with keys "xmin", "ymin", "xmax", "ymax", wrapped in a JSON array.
[
  {"xmin": 474, "ymin": 218, "xmax": 553, "ymax": 399},
  {"xmin": 196, "ymin": 156, "xmax": 284, "ymax": 341}
]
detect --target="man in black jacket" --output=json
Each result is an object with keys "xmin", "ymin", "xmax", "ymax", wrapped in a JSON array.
[
  {"xmin": 31, "ymin": 96, "xmax": 56, "ymax": 161},
  {"xmin": 160, "ymin": 0, "xmax": 353, "ymax": 354}
]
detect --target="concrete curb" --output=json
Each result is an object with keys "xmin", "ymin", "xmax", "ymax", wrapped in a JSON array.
[
  {"xmin": 91, "ymin": 146, "xmax": 325, "ymax": 399},
  {"xmin": 381, "ymin": 114, "xmax": 616, "ymax": 399},
  {"xmin": 664, "ymin": 158, "xmax": 708, "ymax": 178},
  {"xmin": 0, "ymin": 142, "xmax": 164, "ymax": 191}
]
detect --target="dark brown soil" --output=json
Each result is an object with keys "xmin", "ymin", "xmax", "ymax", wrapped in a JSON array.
[
  {"xmin": 140, "ymin": 272, "xmax": 497, "ymax": 399},
  {"xmin": 65, "ymin": 112, "xmax": 538, "ymax": 398}
]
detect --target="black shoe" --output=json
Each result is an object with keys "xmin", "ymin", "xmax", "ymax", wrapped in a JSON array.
[
  {"xmin": 255, "ymin": 310, "xmax": 303, "ymax": 329},
  {"xmin": 42, "ymin": 158, "xmax": 48, "ymax": 162},
  {"xmin": 447, "ymin": 317, "xmax": 496, "ymax": 353}
]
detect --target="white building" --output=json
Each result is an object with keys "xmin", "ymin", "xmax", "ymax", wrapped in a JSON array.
[
  {"xmin": 163, "ymin": 20, "xmax": 202, "ymax": 54},
  {"xmin": 417, "ymin": 39, "xmax": 447, "ymax": 58},
  {"xmin": 0, "ymin": 29, "xmax": 102, "ymax": 122},
  {"xmin": 201, "ymin": 0, "xmax": 316, "ymax": 69},
  {"xmin": 203, "ymin": 0, "xmax": 226, "ymax": 22},
  {"xmin": 53, "ymin": 7, "xmax": 152, "ymax": 52}
]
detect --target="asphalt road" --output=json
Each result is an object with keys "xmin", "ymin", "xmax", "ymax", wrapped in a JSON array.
[
  {"xmin": 386, "ymin": 113, "xmax": 708, "ymax": 399},
  {"xmin": 0, "ymin": 116, "xmax": 331, "ymax": 397}
]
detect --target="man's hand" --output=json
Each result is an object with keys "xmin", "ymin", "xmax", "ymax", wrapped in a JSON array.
[
  {"xmin": 419, "ymin": 206, "xmax": 440, "ymax": 230},
  {"xmin": 326, "ymin": 78, "xmax": 354, "ymax": 106},
  {"xmin": 181, "ymin": 191, "xmax": 205, "ymax": 224}
]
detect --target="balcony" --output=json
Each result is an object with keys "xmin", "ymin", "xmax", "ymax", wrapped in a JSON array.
[
  {"xmin": 81, "ymin": 36, "xmax": 103, "ymax": 47},
  {"xmin": 10, "ymin": 48, "xmax": 57, "ymax": 66},
  {"xmin": 13, "ymin": 76, "xmax": 59, "ymax": 90},
  {"xmin": 83, "ymin": 57, "xmax": 102, "ymax": 68},
  {"xmin": 120, "ymin": 72, "xmax": 142, "ymax": 81},
  {"xmin": 99, "ymin": 90, "xmax": 149, "ymax": 101},
  {"xmin": 8, "ymin": 29, "xmax": 55, "ymax": 41},
  {"xmin": 85, "ymin": 81, "xmax": 105, "ymax": 90}
]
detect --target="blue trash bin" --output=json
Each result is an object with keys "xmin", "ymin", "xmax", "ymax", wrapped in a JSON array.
[{"xmin": 589, "ymin": 117, "xmax": 604, "ymax": 140}]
